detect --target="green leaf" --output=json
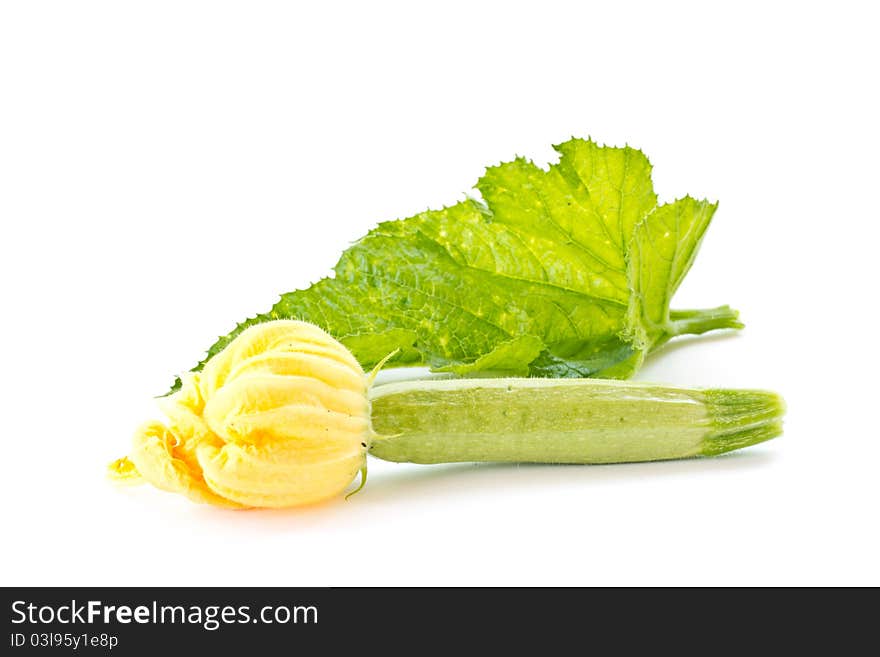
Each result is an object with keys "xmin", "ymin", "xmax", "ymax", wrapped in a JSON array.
[
  {"xmin": 629, "ymin": 197, "xmax": 718, "ymax": 331},
  {"xmin": 171, "ymin": 139, "xmax": 739, "ymax": 392},
  {"xmin": 623, "ymin": 196, "xmax": 743, "ymax": 365}
]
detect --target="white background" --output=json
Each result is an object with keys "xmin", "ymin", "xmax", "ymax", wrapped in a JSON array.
[{"xmin": 1, "ymin": 1, "xmax": 877, "ymax": 586}]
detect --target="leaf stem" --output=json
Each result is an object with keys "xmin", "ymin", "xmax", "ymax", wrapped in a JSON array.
[
  {"xmin": 666, "ymin": 305, "xmax": 744, "ymax": 338},
  {"xmin": 648, "ymin": 305, "xmax": 744, "ymax": 352}
]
